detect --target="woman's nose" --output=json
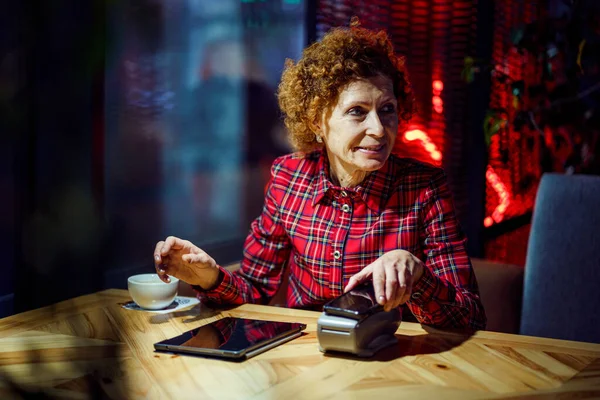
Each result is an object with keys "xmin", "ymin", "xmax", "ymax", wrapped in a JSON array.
[{"xmin": 365, "ymin": 111, "xmax": 384, "ymax": 137}]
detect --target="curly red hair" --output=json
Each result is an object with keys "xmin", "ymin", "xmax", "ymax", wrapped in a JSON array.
[{"xmin": 277, "ymin": 18, "xmax": 416, "ymax": 152}]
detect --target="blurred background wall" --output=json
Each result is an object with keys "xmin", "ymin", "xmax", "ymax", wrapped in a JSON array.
[{"xmin": 2, "ymin": 0, "xmax": 599, "ymax": 317}]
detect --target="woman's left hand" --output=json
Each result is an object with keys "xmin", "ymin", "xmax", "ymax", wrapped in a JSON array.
[{"xmin": 344, "ymin": 249, "xmax": 425, "ymax": 311}]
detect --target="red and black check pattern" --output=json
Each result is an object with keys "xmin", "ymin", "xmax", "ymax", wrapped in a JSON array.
[{"xmin": 198, "ymin": 151, "xmax": 486, "ymax": 330}]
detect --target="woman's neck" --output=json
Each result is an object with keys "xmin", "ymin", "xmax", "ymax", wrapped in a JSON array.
[{"xmin": 328, "ymin": 165, "xmax": 369, "ymax": 188}]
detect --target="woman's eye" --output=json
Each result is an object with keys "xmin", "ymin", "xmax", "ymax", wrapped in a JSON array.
[
  {"xmin": 380, "ymin": 103, "xmax": 397, "ymax": 114},
  {"xmin": 347, "ymin": 107, "xmax": 366, "ymax": 116}
]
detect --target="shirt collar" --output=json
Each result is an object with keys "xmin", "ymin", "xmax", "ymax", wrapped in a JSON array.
[
  {"xmin": 312, "ymin": 151, "xmax": 334, "ymax": 206},
  {"xmin": 311, "ymin": 150, "xmax": 401, "ymax": 214}
]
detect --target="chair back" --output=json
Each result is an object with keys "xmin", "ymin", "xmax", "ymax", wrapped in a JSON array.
[{"xmin": 520, "ymin": 173, "xmax": 600, "ymax": 343}]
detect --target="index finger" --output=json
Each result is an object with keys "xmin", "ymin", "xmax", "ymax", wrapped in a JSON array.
[
  {"xmin": 344, "ymin": 264, "xmax": 373, "ymax": 293},
  {"xmin": 154, "ymin": 241, "xmax": 165, "ymax": 264}
]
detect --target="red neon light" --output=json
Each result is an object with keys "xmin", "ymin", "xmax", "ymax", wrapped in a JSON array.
[
  {"xmin": 404, "ymin": 129, "xmax": 442, "ymax": 162},
  {"xmin": 404, "ymin": 129, "xmax": 427, "ymax": 141},
  {"xmin": 432, "ymin": 80, "xmax": 444, "ymax": 114},
  {"xmin": 485, "ymin": 165, "xmax": 511, "ymax": 225}
]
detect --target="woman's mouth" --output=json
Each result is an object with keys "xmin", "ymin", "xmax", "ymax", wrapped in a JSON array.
[{"xmin": 354, "ymin": 144, "xmax": 385, "ymax": 154}]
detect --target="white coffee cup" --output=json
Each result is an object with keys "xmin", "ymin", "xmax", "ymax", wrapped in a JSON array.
[{"xmin": 127, "ymin": 273, "xmax": 179, "ymax": 310}]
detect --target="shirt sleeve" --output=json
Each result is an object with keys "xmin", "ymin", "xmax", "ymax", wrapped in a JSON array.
[
  {"xmin": 406, "ymin": 169, "xmax": 487, "ymax": 331},
  {"xmin": 195, "ymin": 163, "xmax": 292, "ymax": 306}
]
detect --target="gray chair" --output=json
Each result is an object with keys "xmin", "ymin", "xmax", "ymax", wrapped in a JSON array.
[{"xmin": 520, "ymin": 173, "xmax": 600, "ymax": 343}]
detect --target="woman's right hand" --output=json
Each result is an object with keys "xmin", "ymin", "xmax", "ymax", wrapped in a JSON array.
[{"xmin": 153, "ymin": 236, "xmax": 220, "ymax": 289}]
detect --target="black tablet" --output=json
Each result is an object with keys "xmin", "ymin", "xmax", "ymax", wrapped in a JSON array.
[{"xmin": 154, "ymin": 317, "xmax": 306, "ymax": 360}]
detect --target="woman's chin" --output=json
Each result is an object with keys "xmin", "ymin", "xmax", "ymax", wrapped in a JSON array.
[
  {"xmin": 353, "ymin": 150, "xmax": 389, "ymax": 171},
  {"xmin": 354, "ymin": 157, "xmax": 387, "ymax": 172}
]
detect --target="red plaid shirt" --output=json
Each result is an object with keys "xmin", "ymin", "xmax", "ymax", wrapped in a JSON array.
[{"xmin": 198, "ymin": 151, "xmax": 487, "ymax": 330}]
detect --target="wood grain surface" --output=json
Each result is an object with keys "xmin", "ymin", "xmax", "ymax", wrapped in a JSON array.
[{"xmin": 0, "ymin": 289, "xmax": 598, "ymax": 399}]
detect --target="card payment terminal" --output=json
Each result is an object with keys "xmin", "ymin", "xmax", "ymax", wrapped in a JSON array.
[{"xmin": 317, "ymin": 283, "xmax": 402, "ymax": 357}]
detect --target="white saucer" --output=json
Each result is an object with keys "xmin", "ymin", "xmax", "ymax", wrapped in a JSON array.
[{"xmin": 121, "ymin": 296, "xmax": 200, "ymax": 314}]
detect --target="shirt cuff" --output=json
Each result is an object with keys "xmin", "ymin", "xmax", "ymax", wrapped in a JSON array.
[
  {"xmin": 409, "ymin": 266, "xmax": 439, "ymax": 306},
  {"xmin": 192, "ymin": 267, "xmax": 231, "ymax": 304}
]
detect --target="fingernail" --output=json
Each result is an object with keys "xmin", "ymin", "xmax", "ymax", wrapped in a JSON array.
[{"xmin": 154, "ymin": 255, "xmax": 160, "ymax": 261}]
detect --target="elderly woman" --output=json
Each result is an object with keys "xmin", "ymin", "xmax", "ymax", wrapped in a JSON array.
[{"xmin": 154, "ymin": 21, "xmax": 486, "ymax": 330}]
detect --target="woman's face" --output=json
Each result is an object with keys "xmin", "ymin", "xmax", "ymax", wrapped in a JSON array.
[{"xmin": 319, "ymin": 75, "xmax": 399, "ymax": 183}]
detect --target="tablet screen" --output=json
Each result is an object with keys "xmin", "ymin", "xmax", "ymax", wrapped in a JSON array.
[{"xmin": 156, "ymin": 317, "xmax": 306, "ymax": 354}]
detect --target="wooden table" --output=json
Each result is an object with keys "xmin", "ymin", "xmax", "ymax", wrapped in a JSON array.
[{"xmin": 1, "ymin": 289, "xmax": 599, "ymax": 399}]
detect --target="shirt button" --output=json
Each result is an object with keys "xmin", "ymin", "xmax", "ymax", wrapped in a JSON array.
[
  {"xmin": 341, "ymin": 204, "xmax": 351, "ymax": 213},
  {"xmin": 340, "ymin": 190, "xmax": 348, "ymax": 197},
  {"xmin": 411, "ymin": 292, "xmax": 421, "ymax": 300},
  {"xmin": 333, "ymin": 251, "xmax": 341, "ymax": 260}
]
